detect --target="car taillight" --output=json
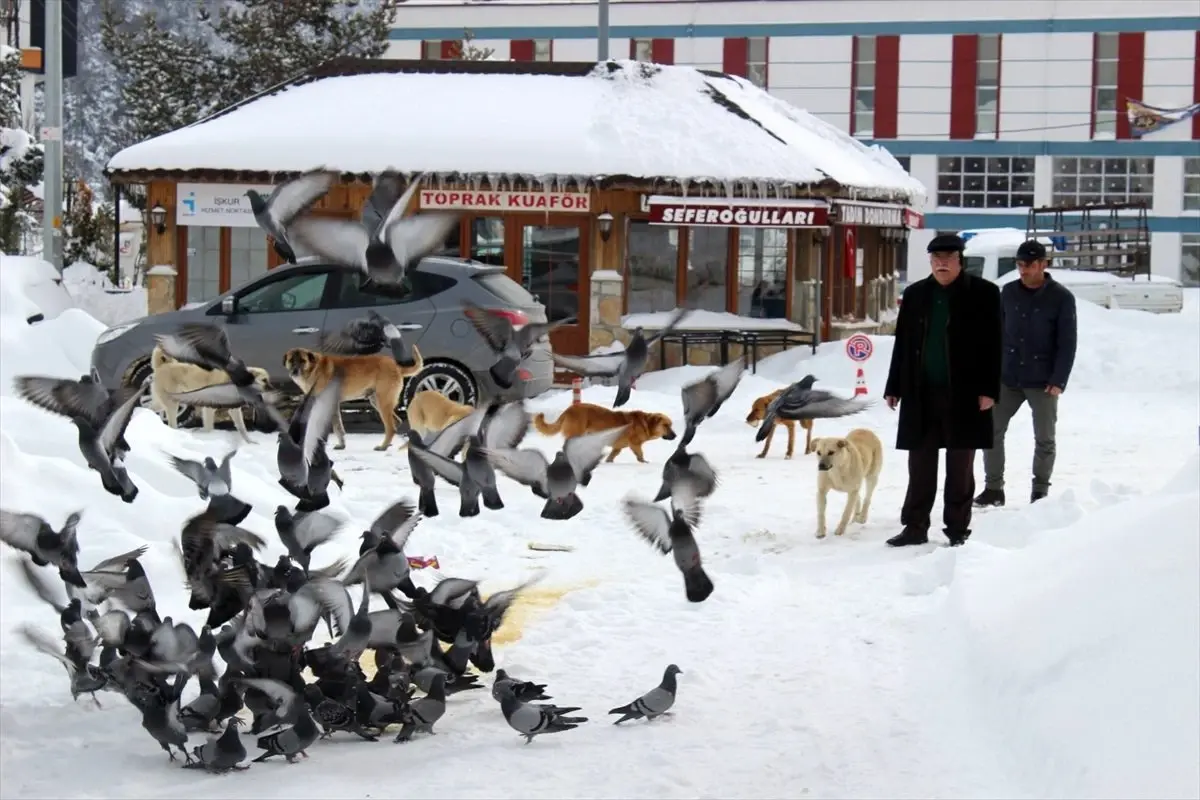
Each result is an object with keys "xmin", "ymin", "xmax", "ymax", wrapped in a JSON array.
[{"xmin": 490, "ymin": 309, "xmax": 529, "ymax": 326}]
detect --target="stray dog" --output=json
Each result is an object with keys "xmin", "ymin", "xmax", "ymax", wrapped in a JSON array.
[
  {"xmin": 533, "ymin": 402, "xmax": 675, "ymax": 463},
  {"xmin": 150, "ymin": 345, "xmax": 270, "ymax": 444},
  {"xmin": 746, "ymin": 389, "xmax": 813, "ymax": 458},
  {"xmin": 283, "ymin": 346, "xmax": 423, "ymax": 451},
  {"xmin": 405, "ymin": 390, "xmax": 475, "ymax": 438},
  {"xmin": 812, "ymin": 428, "xmax": 884, "ymax": 539}
]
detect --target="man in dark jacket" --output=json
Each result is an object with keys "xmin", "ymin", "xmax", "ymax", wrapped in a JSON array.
[
  {"xmin": 884, "ymin": 233, "xmax": 1002, "ymax": 547},
  {"xmin": 975, "ymin": 239, "xmax": 1077, "ymax": 506}
]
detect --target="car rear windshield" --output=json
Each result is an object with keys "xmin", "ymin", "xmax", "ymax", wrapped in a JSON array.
[{"xmin": 474, "ymin": 273, "xmax": 536, "ymax": 306}]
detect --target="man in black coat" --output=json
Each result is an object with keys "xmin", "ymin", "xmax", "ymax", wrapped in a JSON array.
[
  {"xmin": 884, "ymin": 233, "xmax": 1002, "ymax": 547},
  {"xmin": 975, "ymin": 240, "xmax": 1077, "ymax": 507}
]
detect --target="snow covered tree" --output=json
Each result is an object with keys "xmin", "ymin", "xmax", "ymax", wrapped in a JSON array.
[
  {"xmin": 1, "ymin": 46, "xmax": 45, "ymax": 254},
  {"xmin": 63, "ymin": 178, "xmax": 116, "ymax": 269},
  {"xmin": 455, "ymin": 30, "xmax": 496, "ymax": 61}
]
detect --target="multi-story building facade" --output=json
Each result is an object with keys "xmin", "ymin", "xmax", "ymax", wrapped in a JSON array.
[{"xmin": 386, "ymin": 0, "xmax": 1200, "ymax": 284}]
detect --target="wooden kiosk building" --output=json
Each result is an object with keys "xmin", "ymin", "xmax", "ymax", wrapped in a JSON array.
[{"xmin": 107, "ymin": 57, "xmax": 925, "ymax": 366}]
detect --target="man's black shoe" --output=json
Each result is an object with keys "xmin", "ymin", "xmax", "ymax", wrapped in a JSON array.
[
  {"xmin": 973, "ymin": 488, "xmax": 1005, "ymax": 507},
  {"xmin": 1031, "ymin": 488, "xmax": 1048, "ymax": 503},
  {"xmin": 945, "ymin": 529, "xmax": 971, "ymax": 547},
  {"xmin": 886, "ymin": 527, "xmax": 929, "ymax": 547}
]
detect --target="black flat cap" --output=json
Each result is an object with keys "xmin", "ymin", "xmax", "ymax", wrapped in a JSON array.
[
  {"xmin": 1016, "ymin": 239, "xmax": 1048, "ymax": 262},
  {"xmin": 927, "ymin": 233, "xmax": 966, "ymax": 254}
]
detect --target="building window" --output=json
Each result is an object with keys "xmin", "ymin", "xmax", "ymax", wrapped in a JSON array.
[
  {"xmin": 895, "ymin": 156, "xmax": 911, "ymax": 172},
  {"xmin": 736, "ymin": 229, "xmax": 787, "ymax": 318},
  {"xmin": 746, "ymin": 37, "xmax": 768, "ymax": 88},
  {"xmin": 936, "ymin": 156, "xmax": 1035, "ymax": 209},
  {"xmin": 627, "ymin": 222, "xmax": 678, "ymax": 315},
  {"xmin": 186, "ymin": 227, "xmax": 221, "ymax": 303},
  {"xmin": 1092, "ymin": 33, "xmax": 1120, "ymax": 139},
  {"xmin": 851, "ymin": 36, "xmax": 875, "ymax": 137},
  {"xmin": 685, "ymin": 228, "xmax": 730, "ymax": 312},
  {"xmin": 1051, "ymin": 157, "xmax": 1154, "ymax": 206},
  {"xmin": 1182, "ymin": 235, "xmax": 1200, "ymax": 287},
  {"xmin": 1184, "ymin": 157, "xmax": 1200, "ymax": 211},
  {"xmin": 630, "ymin": 38, "xmax": 674, "ymax": 64},
  {"xmin": 976, "ymin": 34, "xmax": 1001, "ymax": 137},
  {"xmin": 422, "ymin": 40, "xmax": 460, "ymax": 60},
  {"xmin": 229, "ymin": 227, "xmax": 268, "ymax": 290},
  {"xmin": 534, "ymin": 39, "xmax": 551, "ymax": 61}
]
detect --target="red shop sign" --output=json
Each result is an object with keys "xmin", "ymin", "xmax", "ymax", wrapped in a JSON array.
[{"xmin": 647, "ymin": 199, "xmax": 829, "ymax": 228}]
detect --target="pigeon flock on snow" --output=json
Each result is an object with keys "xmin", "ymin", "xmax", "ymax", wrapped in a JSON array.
[{"xmin": 2, "ymin": 170, "xmax": 874, "ymax": 773}]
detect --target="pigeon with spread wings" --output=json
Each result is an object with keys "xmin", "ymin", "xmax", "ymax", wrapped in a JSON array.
[
  {"xmin": 286, "ymin": 172, "xmax": 458, "ymax": 286},
  {"xmin": 623, "ymin": 477, "xmax": 713, "ymax": 603},
  {"xmin": 245, "ymin": 170, "xmax": 339, "ymax": 265},
  {"xmin": 679, "ymin": 357, "xmax": 746, "ymax": 446},
  {"xmin": 319, "ymin": 310, "xmax": 417, "ymax": 368},
  {"xmin": 551, "ymin": 306, "xmax": 692, "ymax": 408},
  {"xmin": 462, "ymin": 301, "xmax": 574, "ymax": 390},
  {"xmin": 754, "ymin": 374, "xmax": 873, "ymax": 444}
]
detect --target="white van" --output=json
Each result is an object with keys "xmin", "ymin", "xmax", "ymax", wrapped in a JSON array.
[{"xmin": 961, "ymin": 229, "xmax": 1184, "ymax": 314}]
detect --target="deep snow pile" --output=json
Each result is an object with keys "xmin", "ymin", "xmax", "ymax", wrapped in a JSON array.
[{"xmin": 61, "ymin": 261, "xmax": 148, "ymax": 326}]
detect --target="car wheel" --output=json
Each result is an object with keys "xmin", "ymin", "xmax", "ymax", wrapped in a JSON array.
[
  {"xmin": 402, "ymin": 361, "xmax": 478, "ymax": 409},
  {"xmin": 128, "ymin": 359, "xmax": 197, "ymax": 428}
]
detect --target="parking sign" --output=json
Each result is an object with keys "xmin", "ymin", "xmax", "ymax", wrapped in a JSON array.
[{"xmin": 845, "ymin": 334, "xmax": 873, "ymax": 363}]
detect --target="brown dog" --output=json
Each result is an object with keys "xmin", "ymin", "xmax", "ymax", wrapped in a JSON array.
[
  {"xmin": 405, "ymin": 390, "xmax": 475, "ymax": 438},
  {"xmin": 746, "ymin": 389, "xmax": 813, "ymax": 459},
  {"xmin": 283, "ymin": 346, "xmax": 423, "ymax": 451},
  {"xmin": 533, "ymin": 402, "xmax": 676, "ymax": 463}
]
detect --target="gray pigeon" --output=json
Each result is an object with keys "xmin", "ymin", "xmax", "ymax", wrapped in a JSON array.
[
  {"xmin": 395, "ymin": 672, "xmax": 446, "ymax": 742},
  {"xmin": 273, "ymin": 506, "xmax": 341, "ymax": 574},
  {"xmin": 400, "ymin": 423, "xmax": 439, "ymax": 518},
  {"xmin": 276, "ymin": 372, "xmax": 343, "ymax": 506},
  {"xmin": 622, "ymin": 477, "xmax": 713, "ymax": 603},
  {"xmin": 486, "ymin": 425, "xmax": 626, "ymax": 520},
  {"xmin": 679, "ymin": 358, "xmax": 745, "ymax": 445},
  {"xmin": 492, "ymin": 669, "xmax": 551, "ymax": 703},
  {"xmin": 754, "ymin": 374, "xmax": 873, "ymax": 443},
  {"xmin": 320, "ymin": 310, "xmax": 418, "ymax": 368},
  {"xmin": 184, "ymin": 720, "xmax": 249, "ymax": 772},
  {"xmin": 245, "ymin": 169, "xmax": 338, "ymax": 264},
  {"xmin": 13, "ymin": 376, "xmax": 147, "ymax": 503},
  {"xmin": 551, "ymin": 306, "xmax": 692, "ymax": 407},
  {"xmin": 609, "ymin": 664, "xmax": 682, "ymax": 724},
  {"xmin": 286, "ymin": 171, "xmax": 458, "ymax": 286},
  {"xmin": 70, "ymin": 546, "xmax": 154, "ymax": 610},
  {"xmin": 497, "ymin": 687, "xmax": 588, "ymax": 744},
  {"xmin": 0, "ymin": 509, "xmax": 86, "ymax": 587},
  {"xmin": 167, "ymin": 448, "xmax": 253, "ymax": 525},
  {"xmin": 462, "ymin": 301, "xmax": 574, "ymax": 390},
  {"xmin": 344, "ymin": 499, "xmax": 423, "ymax": 601},
  {"xmin": 652, "ymin": 441, "xmax": 718, "ymax": 503}
]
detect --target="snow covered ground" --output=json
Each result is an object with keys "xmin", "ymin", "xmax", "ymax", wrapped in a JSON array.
[{"xmin": 0, "ymin": 264, "xmax": 1197, "ymax": 799}]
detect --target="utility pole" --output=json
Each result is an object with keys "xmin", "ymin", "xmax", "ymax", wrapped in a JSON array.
[
  {"xmin": 597, "ymin": 0, "xmax": 609, "ymax": 60},
  {"xmin": 41, "ymin": 0, "xmax": 64, "ymax": 271}
]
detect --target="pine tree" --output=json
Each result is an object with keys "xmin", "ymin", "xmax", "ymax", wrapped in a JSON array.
[
  {"xmin": 63, "ymin": 178, "xmax": 115, "ymax": 269},
  {"xmin": 1, "ymin": 46, "xmax": 46, "ymax": 254},
  {"xmin": 455, "ymin": 30, "xmax": 496, "ymax": 61}
]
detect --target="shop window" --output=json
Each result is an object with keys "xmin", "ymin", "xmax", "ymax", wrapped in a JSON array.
[
  {"xmin": 937, "ymin": 156, "xmax": 1035, "ymax": 209},
  {"xmin": 1182, "ymin": 234, "xmax": 1200, "ymax": 288},
  {"xmin": 627, "ymin": 221, "xmax": 678, "ymax": 314},
  {"xmin": 186, "ymin": 226, "xmax": 221, "ymax": 303},
  {"xmin": 238, "ymin": 271, "xmax": 329, "ymax": 314},
  {"xmin": 736, "ymin": 228, "xmax": 788, "ymax": 317},
  {"xmin": 229, "ymin": 227, "xmax": 268, "ymax": 291},
  {"xmin": 522, "ymin": 225, "xmax": 581, "ymax": 324},
  {"xmin": 470, "ymin": 217, "xmax": 505, "ymax": 266},
  {"xmin": 1183, "ymin": 157, "xmax": 1200, "ymax": 211},
  {"xmin": 1051, "ymin": 156, "xmax": 1154, "ymax": 206},
  {"xmin": 685, "ymin": 228, "xmax": 729, "ymax": 312}
]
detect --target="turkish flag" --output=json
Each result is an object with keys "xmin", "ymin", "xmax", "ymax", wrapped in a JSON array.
[{"xmin": 843, "ymin": 225, "xmax": 857, "ymax": 280}]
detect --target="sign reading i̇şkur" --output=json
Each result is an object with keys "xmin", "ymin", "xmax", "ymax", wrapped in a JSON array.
[{"xmin": 176, "ymin": 183, "xmax": 273, "ymax": 228}]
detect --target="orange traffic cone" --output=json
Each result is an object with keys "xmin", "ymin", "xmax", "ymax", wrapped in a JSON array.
[
  {"xmin": 571, "ymin": 378, "xmax": 582, "ymax": 405},
  {"xmin": 854, "ymin": 368, "xmax": 868, "ymax": 398}
]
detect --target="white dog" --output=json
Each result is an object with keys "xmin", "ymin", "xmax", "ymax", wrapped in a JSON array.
[
  {"xmin": 811, "ymin": 428, "xmax": 884, "ymax": 539},
  {"xmin": 149, "ymin": 345, "xmax": 270, "ymax": 444}
]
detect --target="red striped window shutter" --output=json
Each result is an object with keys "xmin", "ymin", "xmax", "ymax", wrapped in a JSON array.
[
  {"xmin": 510, "ymin": 40, "xmax": 534, "ymax": 62},
  {"xmin": 652, "ymin": 38, "xmax": 675, "ymax": 65},
  {"xmin": 948, "ymin": 34, "xmax": 979, "ymax": 140},
  {"xmin": 723, "ymin": 38, "xmax": 748, "ymax": 77},
  {"xmin": 1115, "ymin": 32, "xmax": 1145, "ymax": 140},
  {"xmin": 440, "ymin": 40, "xmax": 461, "ymax": 60},
  {"xmin": 873, "ymin": 35, "xmax": 900, "ymax": 139}
]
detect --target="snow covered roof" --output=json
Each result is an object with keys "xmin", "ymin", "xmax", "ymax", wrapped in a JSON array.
[{"xmin": 106, "ymin": 58, "xmax": 924, "ymax": 204}]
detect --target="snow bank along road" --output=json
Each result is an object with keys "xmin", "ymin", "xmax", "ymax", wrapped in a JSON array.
[{"xmin": 0, "ymin": 269, "xmax": 1196, "ymax": 799}]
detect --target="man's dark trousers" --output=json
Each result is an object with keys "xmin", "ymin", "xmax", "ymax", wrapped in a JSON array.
[
  {"xmin": 900, "ymin": 388, "xmax": 976, "ymax": 534},
  {"xmin": 982, "ymin": 385, "xmax": 1058, "ymax": 494}
]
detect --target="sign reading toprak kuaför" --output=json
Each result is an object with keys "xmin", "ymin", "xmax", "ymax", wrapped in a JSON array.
[
  {"xmin": 647, "ymin": 198, "xmax": 829, "ymax": 228},
  {"xmin": 419, "ymin": 190, "xmax": 592, "ymax": 213}
]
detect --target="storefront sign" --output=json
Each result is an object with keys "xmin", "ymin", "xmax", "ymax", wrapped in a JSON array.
[
  {"xmin": 176, "ymin": 183, "xmax": 273, "ymax": 228},
  {"xmin": 646, "ymin": 197, "xmax": 829, "ymax": 228},
  {"xmin": 834, "ymin": 201, "xmax": 924, "ymax": 229},
  {"xmin": 419, "ymin": 190, "xmax": 591, "ymax": 213}
]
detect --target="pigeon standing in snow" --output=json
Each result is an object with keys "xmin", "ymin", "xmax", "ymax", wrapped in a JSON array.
[
  {"xmin": 399, "ymin": 422, "xmax": 439, "ymax": 517},
  {"xmin": 679, "ymin": 358, "xmax": 746, "ymax": 445},
  {"xmin": 492, "ymin": 669, "xmax": 551, "ymax": 703},
  {"xmin": 754, "ymin": 374, "xmax": 873, "ymax": 444},
  {"xmin": 485, "ymin": 426, "xmax": 626, "ymax": 520},
  {"xmin": 496, "ymin": 686, "xmax": 588, "ymax": 744},
  {"xmin": 461, "ymin": 301, "xmax": 575, "ymax": 390},
  {"xmin": 245, "ymin": 169, "xmax": 338, "ymax": 264},
  {"xmin": 551, "ymin": 306, "xmax": 692, "ymax": 407},
  {"xmin": 13, "ymin": 375, "xmax": 147, "ymax": 503},
  {"xmin": 394, "ymin": 672, "xmax": 446, "ymax": 742},
  {"xmin": 319, "ymin": 310, "xmax": 418, "ymax": 368},
  {"xmin": 623, "ymin": 478, "xmax": 713, "ymax": 603},
  {"xmin": 0, "ymin": 509, "xmax": 86, "ymax": 587},
  {"xmin": 167, "ymin": 448, "xmax": 252, "ymax": 525},
  {"xmin": 286, "ymin": 171, "xmax": 458, "ymax": 286},
  {"xmin": 609, "ymin": 664, "xmax": 682, "ymax": 724},
  {"xmin": 183, "ymin": 720, "xmax": 249, "ymax": 772}
]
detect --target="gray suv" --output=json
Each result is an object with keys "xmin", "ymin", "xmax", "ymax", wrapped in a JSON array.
[{"xmin": 89, "ymin": 256, "xmax": 555, "ymax": 426}]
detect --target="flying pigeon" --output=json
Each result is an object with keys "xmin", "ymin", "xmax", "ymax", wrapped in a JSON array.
[
  {"xmin": 497, "ymin": 687, "xmax": 588, "ymax": 744},
  {"xmin": 609, "ymin": 664, "xmax": 682, "ymax": 724},
  {"xmin": 277, "ymin": 370, "xmax": 343, "ymax": 503},
  {"xmin": 245, "ymin": 169, "xmax": 338, "ymax": 264},
  {"xmin": 167, "ymin": 448, "xmax": 252, "ymax": 525},
  {"xmin": 754, "ymin": 374, "xmax": 873, "ymax": 443},
  {"xmin": 344, "ymin": 499, "xmax": 424, "ymax": 603},
  {"xmin": 485, "ymin": 426, "xmax": 626, "ymax": 520},
  {"xmin": 319, "ymin": 310, "xmax": 418, "ymax": 368},
  {"xmin": 652, "ymin": 441, "xmax": 718, "ymax": 503},
  {"xmin": 461, "ymin": 301, "xmax": 574, "ymax": 390},
  {"xmin": 286, "ymin": 171, "xmax": 458, "ymax": 286},
  {"xmin": 679, "ymin": 358, "xmax": 745, "ymax": 445},
  {"xmin": 273, "ymin": 506, "xmax": 341, "ymax": 574},
  {"xmin": 13, "ymin": 375, "xmax": 147, "ymax": 502},
  {"xmin": 0, "ymin": 509, "xmax": 86, "ymax": 587},
  {"xmin": 623, "ymin": 478, "xmax": 713, "ymax": 603},
  {"xmin": 550, "ymin": 306, "xmax": 692, "ymax": 407}
]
